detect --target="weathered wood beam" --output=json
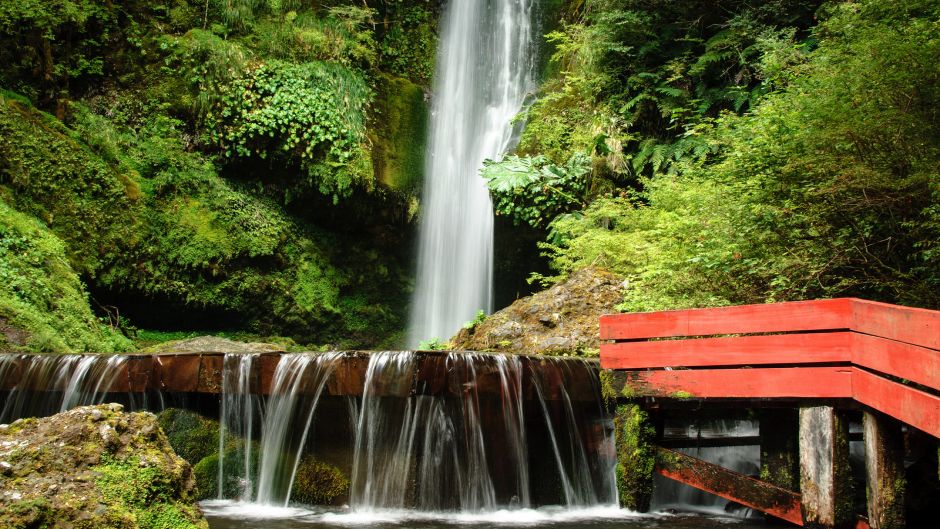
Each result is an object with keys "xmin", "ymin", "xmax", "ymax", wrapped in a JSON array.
[
  {"xmin": 862, "ymin": 411, "xmax": 905, "ymax": 529},
  {"xmin": 654, "ymin": 446, "xmax": 803, "ymax": 526},
  {"xmin": 799, "ymin": 406, "xmax": 854, "ymax": 529}
]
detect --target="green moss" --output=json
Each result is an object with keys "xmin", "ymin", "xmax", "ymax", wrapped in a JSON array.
[
  {"xmin": 613, "ymin": 404, "xmax": 655, "ymax": 512},
  {"xmin": 370, "ymin": 75, "xmax": 428, "ymax": 196},
  {"xmin": 157, "ymin": 409, "xmax": 220, "ymax": 465},
  {"xmin": 191, "ymin": 441, "xmax": 258, "ymax": 500},
  {"xmin": 598, "ymin": 370, "xmax": 618, "ymax": 407},
  {"xmin": 93, "ymin": 455, "xmax": 207, "ymax": 529},
  {"xmin": 290, "ymin": 455, "xmax": 349, "ymax": 506},
  {"xmin": 0, "ymin": 199, "xmax": 132, "ymax": 353}
]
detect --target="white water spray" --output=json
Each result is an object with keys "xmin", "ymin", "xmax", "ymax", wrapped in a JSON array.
[{"xmin": 408, "ymin": 0, "xmax": 538, "ymax": 345}]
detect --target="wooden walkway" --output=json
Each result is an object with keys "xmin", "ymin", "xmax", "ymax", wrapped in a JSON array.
[{"xmin": 601, "ymin": 298, "xmax": 939, "ymax": 528}]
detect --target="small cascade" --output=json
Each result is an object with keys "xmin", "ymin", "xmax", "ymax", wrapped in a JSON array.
[
  {"xmin": 348, "ymin": 351, "xmax": 615, "ymax": 512},
  {"xmin": 651, "ymin": 419, "xmax": 761, "ymax": 516},
  {"xmin": 0, "ymin": 354, "xmax": 129, "ymax": 422},
  {"xmin": 218, "ymin": 353, "xmax": 261, "ymax": 501},
  {"xmin": 529, "ymin": 357, "xmax": 617, "ymax": 507},
  {"xmin": 254, "ymin": 353, "xmax": 341, "ymax": 506}
]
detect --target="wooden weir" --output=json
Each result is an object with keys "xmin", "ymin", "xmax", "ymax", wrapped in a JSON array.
[{"xmin": 600, "ymin": 298, "xmax": 940, "ymax": 528}]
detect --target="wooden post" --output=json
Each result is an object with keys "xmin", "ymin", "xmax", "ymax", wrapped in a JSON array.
[
  {"xmin": 761, "ymin": 409, "xmax": 800, "ymax": 491},
  {"xmin": 613, "ymin": 404, "xmax": 654, "ymax": 511},
  {"xmin": 863, "ymin": 411, "xmax": 905, "ymax": 529},
  {"xmin": 800, "ymin": 406, "xmax": 854, "ymax": 529}
]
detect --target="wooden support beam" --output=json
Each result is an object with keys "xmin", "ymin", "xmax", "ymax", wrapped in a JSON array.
[
  {"xmin": 862, "ymin": 412, "xmax": 905, "ymax": 529},
  {"xmin": 614, "ymin": 404, "xmax": 655, "ymax": 511},
  {"xmin": 654, "ymin": 446, "xmax": 803, "ymax": 525},
  {"xmin": 799, "ymin": 406, "xmax": 854, "ymax": 529}
]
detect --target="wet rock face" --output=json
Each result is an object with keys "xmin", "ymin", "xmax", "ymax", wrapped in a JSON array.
[
  {"xmin": 0, "ymin": 404, "xmax": 208, "ymax": 529},
  {"xmin": 451, "ymin": 267, "xmax": 624, "ymax": 355}
]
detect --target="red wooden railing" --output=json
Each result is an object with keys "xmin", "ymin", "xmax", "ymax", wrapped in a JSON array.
[{"xmin": 600, "ymin": 298, "xmax": 940, "ymax": 438}]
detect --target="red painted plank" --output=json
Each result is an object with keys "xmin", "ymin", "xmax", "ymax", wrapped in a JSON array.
[
  {"xmin": 600, "ymin": 332, "xmax": 851, "ymax": 370},
  {"xmin": 852, "ymin": 368, "xmax": 940, "ymax": 438},
  {"xmin": 851, "ymin": 333, "xmax": 939, "ymax": 392},
  {"xmin": 851, "ymin": 299, "xmax": 940, "ymax": 351},
  {"xmin": 655, "ymin": 447, "xmax": 803, "ymax": 525},
  {"xmin": 624, "ymin": 367, "xmax": 854, "ymax": 398},
  {"xmin": 600, "ymin": 298, "xmax": 853, "ymax": 340}
]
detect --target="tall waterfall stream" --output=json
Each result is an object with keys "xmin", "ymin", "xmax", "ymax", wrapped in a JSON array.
[{"xmin": 408, "ymin": 0, "xmax": 537, "ymax": 346}]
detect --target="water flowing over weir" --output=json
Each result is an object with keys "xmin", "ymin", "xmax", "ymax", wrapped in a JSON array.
[
  {"xmin": 408, "ymin": 0, "xmax": 538, "ymax": 345},
  {"xmin": 216, "ymin": 351, "xmax": 617, "ymax": 511}
]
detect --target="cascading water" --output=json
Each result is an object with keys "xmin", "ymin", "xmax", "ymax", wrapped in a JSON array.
[
  {"xmin": 408, "ymin": 0, "xmax": 538, "ymax": 345},
  {"xmin": 348, "ymin": 352, "xmax": 616, "ymax": 512},
  {"xmin": 0, "ymin": 354, "xmax": 131, "ymax": 422},
  {"xmin": 1, "ymin": 351, "xmax": 620, "ymax": 518}
]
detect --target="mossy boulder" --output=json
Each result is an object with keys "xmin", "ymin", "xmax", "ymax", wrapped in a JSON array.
[
  {"xmin": 157, "ymin": 408, "xmax": 220, "ymax": 465},
  {"xmin": 191, "ymin": 440, "xmax": 259, "ymax": 501},
  {"xmin": 451, "ymin": 267, "xmax": 624, "ymax": 355},
  {"xmin": 291, "ymin": 455, "xmax": 349, "ymax": 506},
  {"xmin": 0, "ymin": 404, "xmax": 207, "ymax": 529}
]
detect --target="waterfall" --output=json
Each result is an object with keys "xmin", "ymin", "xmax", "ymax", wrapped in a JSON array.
[
  {"xmin": 408, "ymin": 0, "xmax": 538, "ymax": 345},
  {"xmin": 348, "ymin": 352, "xmax": 615, "ymax": 512},
  {"xmin": 0, "ymin": 354, "xmax": 129, "ymax": 422},
  {"xmin": 0, "ymin": 351, "xmax": 617, "ymax": 513}
]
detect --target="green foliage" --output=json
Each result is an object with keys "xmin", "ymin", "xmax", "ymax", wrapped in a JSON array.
[
  {"xmin": 207, "ymin": 60, "xmax": 373, "ymax": 202},
  {"xmin": 417, "ymin": 337, "xmax": 448, "ymax": 351},
  {"xmin": 524, "ymin": 0, "xmax": 821, "ymax": 179},
  {"xmin": 0, "ymin": 199, "xmax": 132, "ymax": 353},
  {"xmin": 482, "ymin": 153, "xmax": 591, "ymax": 228},
  {"xmin": 462, "ymin": 310, "xmax": 487, "ymax": 330},
  {"xmin": 378, "ymin": 3, "xmax": 438, "ymax": 86},
  {"xmin": 544, "ymin": 0, "xmax": 940, "ymax": 311},
  {"xmin": 0, "ymin": 0, "xmax": 124, "ymax": 105}
]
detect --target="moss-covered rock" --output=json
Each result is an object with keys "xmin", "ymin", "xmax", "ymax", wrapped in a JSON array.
[
  {"xmin": 451, "ymin": 267, "xmax": 624, "ymax": 355},
  {"xmin": 157, "ymin": 408, "xmax": 220, "ymax": 465},
  {"xmin": 0, "ymin": 404, "xmax": 207, "ymax": 529},
  {"xmin": 370, "ymin": 74, "xmax": 428, "ymax": 196},
  {"xmin": 291, "ymin": 455, "xmax": 349, "ymax": 506}
]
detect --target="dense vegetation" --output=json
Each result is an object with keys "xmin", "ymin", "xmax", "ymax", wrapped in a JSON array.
[
  {"xmin": 0, "ymin": 0, "xmax": 937, "ymax": 352},
  {"xmin": 0, "ymin": 0, "xmax": 440, "ymax": 351},
  {"xmin": 489, "ymin": 0, "xmax": 940, "ymax": 313}
]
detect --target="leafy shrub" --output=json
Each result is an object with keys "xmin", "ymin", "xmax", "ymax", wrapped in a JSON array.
[
  {"xmin": 482, "ymin": 153, "xmax": 591, "ymax": 228},
  {"xmin": 207, "ymin": 60, "xmax": 373, "ymax": 202}
]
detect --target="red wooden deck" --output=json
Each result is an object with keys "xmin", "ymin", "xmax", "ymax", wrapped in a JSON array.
[{"xmin": 600, "ymin": 298, "xmax": 940, "ymax": 438}]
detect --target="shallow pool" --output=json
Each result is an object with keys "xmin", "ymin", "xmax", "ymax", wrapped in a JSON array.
[{"xmin": 201, "ymin": 501, "xmax": 769, "ymax": 529}]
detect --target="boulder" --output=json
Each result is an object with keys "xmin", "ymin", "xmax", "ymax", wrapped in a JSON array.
[
  {"xmin": 0, "ymin": 404, "xmax": 208, "ymax": 529},
  {"xmin": 451, "ymin": 267, "xmax": 624, "ymax": 355}
]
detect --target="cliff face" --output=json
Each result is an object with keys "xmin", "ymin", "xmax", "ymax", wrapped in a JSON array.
[
  {"xmin": 451, "ymin": 267, "xmax": 624, "ymax": 356},
  {"xmin": 0, "ymin": 404, "xmax": 207, "ymax": 529}
]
